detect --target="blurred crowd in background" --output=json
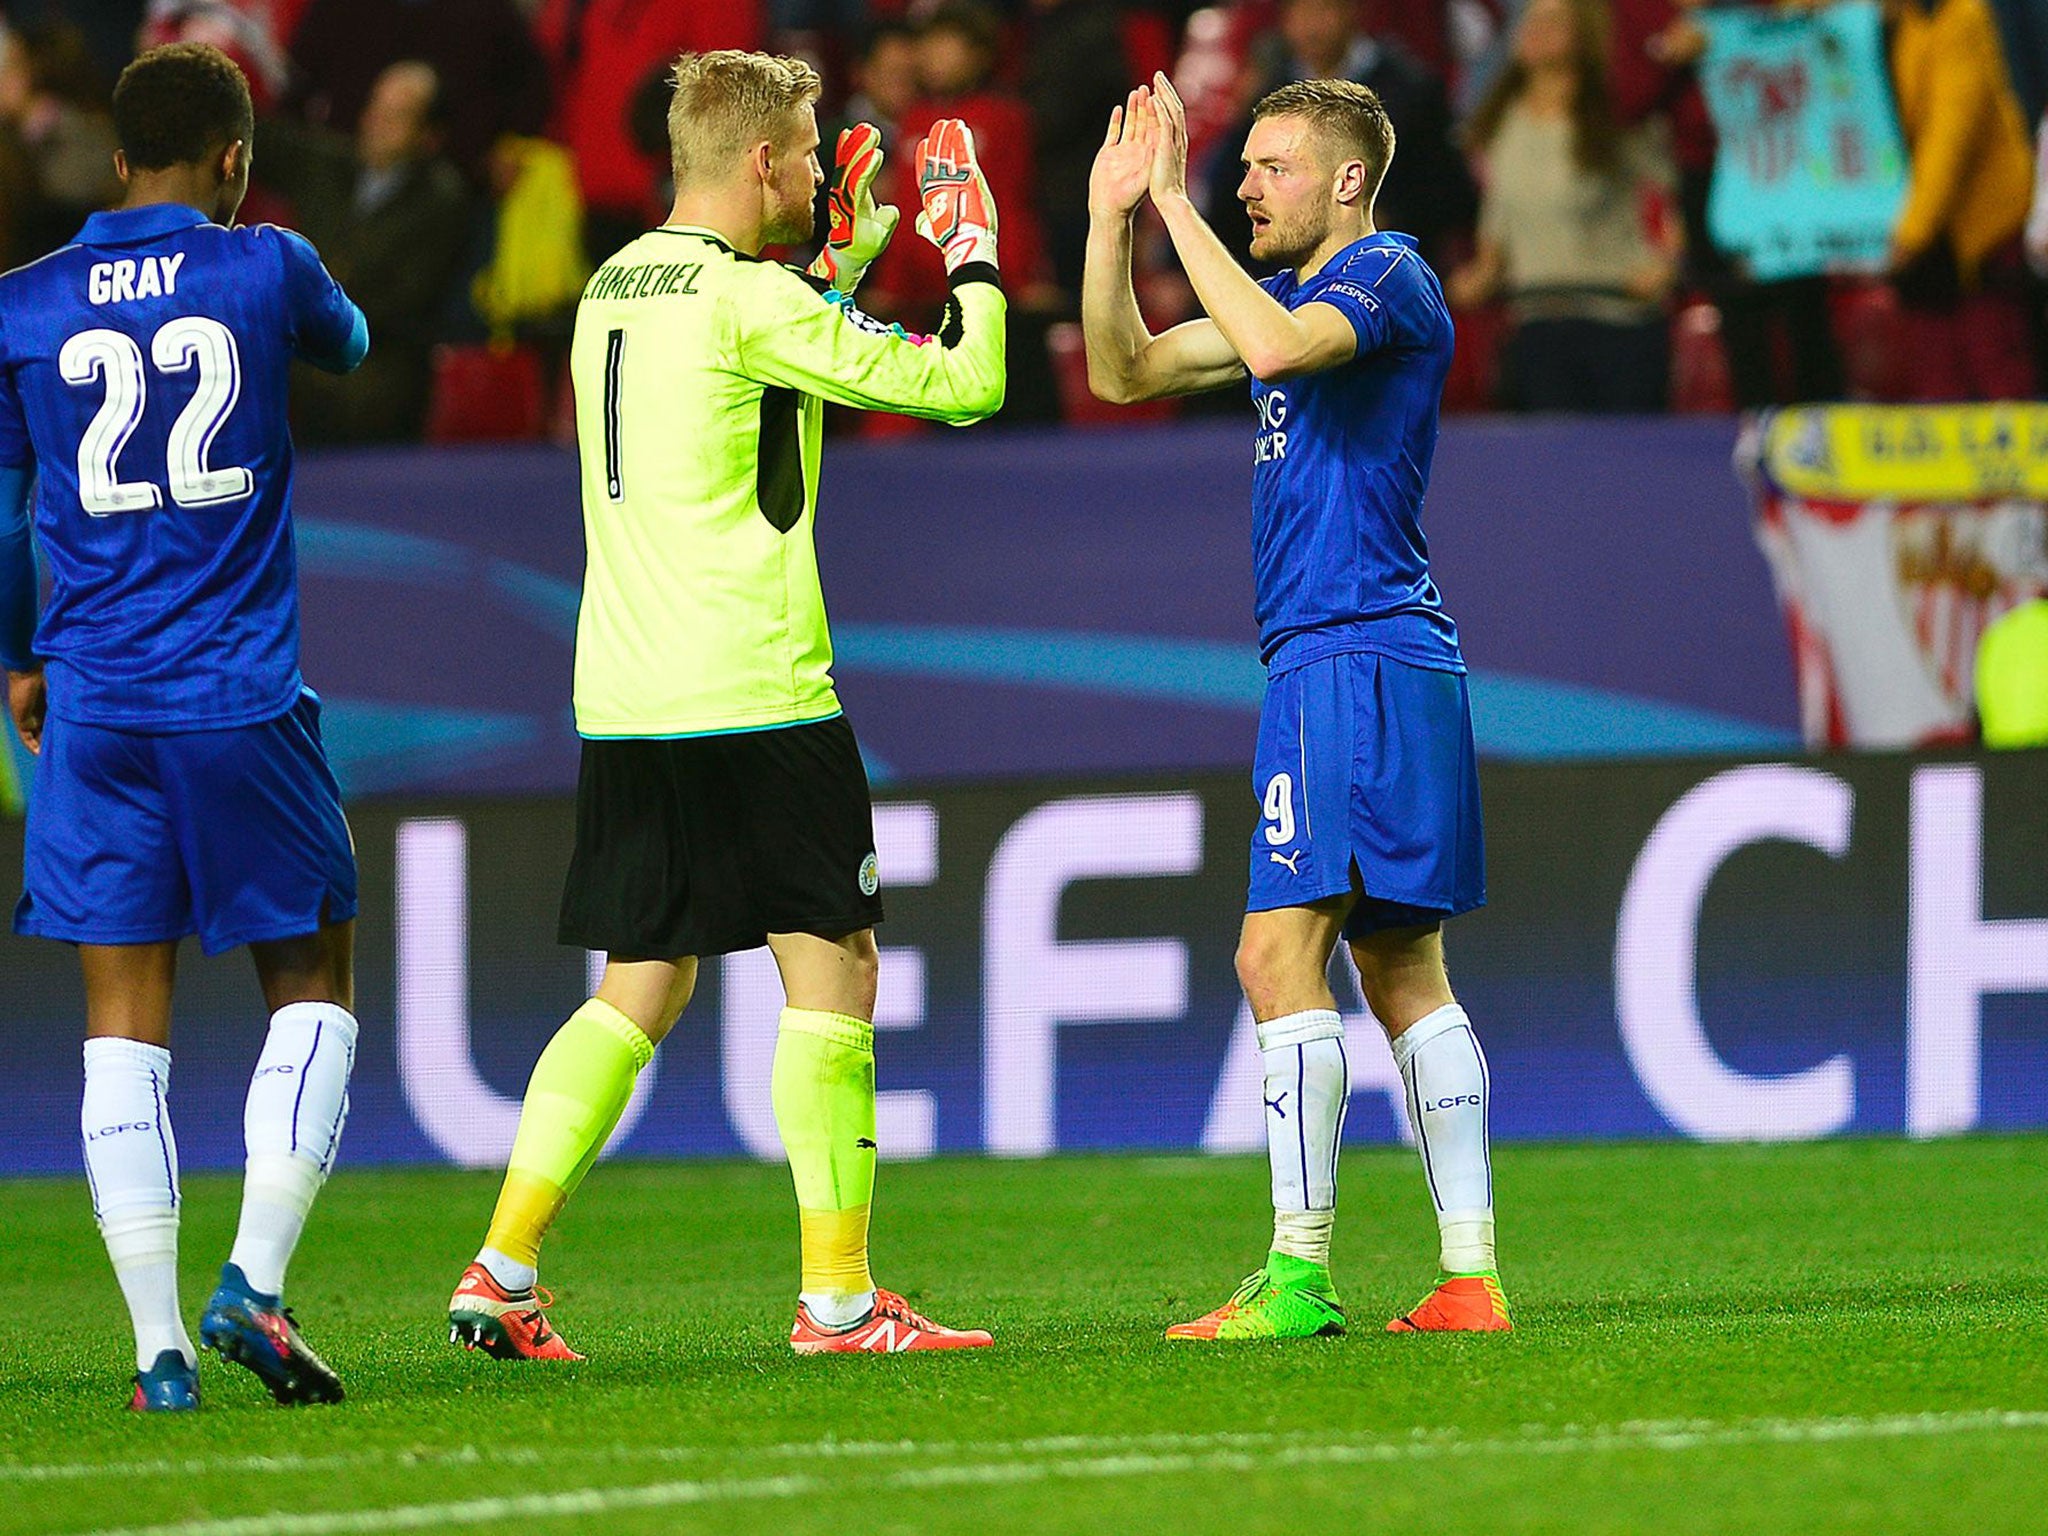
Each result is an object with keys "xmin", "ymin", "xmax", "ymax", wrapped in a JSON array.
[{"xmin": 1, "ymin": 0, "xmax": 2045, "ymax": 441}]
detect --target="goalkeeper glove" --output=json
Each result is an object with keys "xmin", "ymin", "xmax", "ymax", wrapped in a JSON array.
[
  {"xmin": 914, "ymin": 118, "xmax": 999, "ymax": 273},
  {"xmin": 807, "ymin": 122, "xmax": 899, "ymax": 294}
]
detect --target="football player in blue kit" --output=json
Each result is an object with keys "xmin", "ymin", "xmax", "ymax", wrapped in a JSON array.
[
  {"xmin": 1082, "ymin": 75, "xmax": 1510, "ymax": 1338},
  {"xmin": 0, "ymin": 44, "xmax": 370, "ymax": 1408}
]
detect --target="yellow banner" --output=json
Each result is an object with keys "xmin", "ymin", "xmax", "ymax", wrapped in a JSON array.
[{"xmin": 1761, "ymin": 404, "xmax": 2048, "ymax": 501}]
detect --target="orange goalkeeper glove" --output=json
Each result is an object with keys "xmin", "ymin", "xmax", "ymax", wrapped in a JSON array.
[
  {"xmin": 914, "ymin": 118, "xmax": 999, "ymax": 273},
  {"xmin": 807, "ymin": 122, "xmax": 899, "ymax": 294}
]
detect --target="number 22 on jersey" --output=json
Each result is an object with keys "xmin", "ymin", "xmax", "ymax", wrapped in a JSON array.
[{"xmin": 59, "ymin": 317, "xmax": 253, "ymax": 516}]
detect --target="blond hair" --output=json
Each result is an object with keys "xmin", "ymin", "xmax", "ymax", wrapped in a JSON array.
[
  {"xmin": 667, "ymin": 50, "xmax": 822, "ymax": 189},
  {"xmin": 1253, "ymin": 78, "xmax": 1396, "ymax": 203}
]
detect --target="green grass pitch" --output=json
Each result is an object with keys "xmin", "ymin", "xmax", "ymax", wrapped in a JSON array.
[{"xmin": 3, "ymin": 1136, "xmax": 2045, "ymax": 1536}]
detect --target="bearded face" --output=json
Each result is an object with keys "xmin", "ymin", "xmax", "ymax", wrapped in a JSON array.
[
  {"xmin": 1239, "ymin": 115, "xmax": 1344, "ymax": 268},
  {"xmin": 764, "ymin": 106, "xmax": 824, "ymax": 245}
]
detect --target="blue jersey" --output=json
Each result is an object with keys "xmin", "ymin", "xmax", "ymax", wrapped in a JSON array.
[
  {"xmin": 1251, "ymin": 232, "xmax": 1461, "ymax": 674},
  {"xmin": 0, "ymin": 203, "xmax": 366, "ymax": 730}
]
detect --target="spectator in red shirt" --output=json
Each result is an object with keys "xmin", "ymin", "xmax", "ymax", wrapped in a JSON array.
[
  {"xmin": 866, "ymin": 2, "xmax": 1054, "ymax": 320},
  {"xmin": 857, "ymin": 3, "xmax": 1060, "ymax": 420},
  {"xmin": 139, "ymin": 1, "xmax": 292, "ymax": 110},
  {"xmin": 534, "ymin": 0, "xmax": 764, "ymax": 260}
]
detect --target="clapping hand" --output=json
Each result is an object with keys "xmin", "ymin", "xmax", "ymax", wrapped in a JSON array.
[
  {"xmin": 914, "ymin": 118, "xmax": 1000, "ymax": 273},
  {"xmin": 807, "ymin": 122, "xmax": 899, "ymax": 294},
  {"xmin": 1143, "ymin": 72, "xmax": 1191, "ymax": 207},
  {"xmin": 1089, "ymin": 86, "xmax": 1156, "ymax": 219}
]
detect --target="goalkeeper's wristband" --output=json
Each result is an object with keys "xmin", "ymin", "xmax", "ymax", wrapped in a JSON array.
[{"xmin": 948, "ymin": 261, "xmax": 1002, "ymax": 292}]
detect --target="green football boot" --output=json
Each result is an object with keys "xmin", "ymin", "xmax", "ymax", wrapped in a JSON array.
[{"xmin": 1166, "ymin": 1252, "xmax": 1346, "ymax": 1341}]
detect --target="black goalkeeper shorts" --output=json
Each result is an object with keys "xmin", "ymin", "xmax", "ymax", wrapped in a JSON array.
[{"xmin": 558, "ymin": 714, "xmax": 884, "ymax": 959}]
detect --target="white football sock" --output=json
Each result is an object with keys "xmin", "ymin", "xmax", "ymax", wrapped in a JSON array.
[
  {"xmin": 1257, "ymin": 1009, "xmax": 1347, "ymax": 1267},
  {"xmin": 82, "ymin": 1038, "xmax": 194, "ymax": 1369},
  {"xmin": 477, "ymin": 1247, "xmax": 537, "ymax": 1295},
  {"xmin": 229, "ymin": 1003, "xmax": 358, "ymax": 1299},
  {"xmin": 1392, "ymin": 1002, "xmax": 1497, "ymax": 1275},
  {"xmin": 800, "ymin": 1289, "xmax": 878, "ymax": 1328}
]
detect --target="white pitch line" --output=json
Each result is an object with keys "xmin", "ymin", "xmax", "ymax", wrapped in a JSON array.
[
  {"xmin": 60, "ymin": 1411, "xmax": 2048, "ymax": 1536},
  {"xmin": 0, "ymin": 1429, "xmax": 1326, "ymax": 1485}
]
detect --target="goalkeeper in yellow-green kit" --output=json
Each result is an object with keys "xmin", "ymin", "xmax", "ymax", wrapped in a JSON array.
[{"xmin": 446, "ymin": 50, "xmax": 1005, "ymax": 1359}]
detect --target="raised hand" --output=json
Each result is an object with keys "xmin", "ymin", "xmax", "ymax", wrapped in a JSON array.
[
  {"xmin": 1144, "ymin": 71, "xmax": 1191, "ymax": 206},
  {"xmin": 807, "ymin": 122, "xmax": 900, "ymax": 294},
  {"xmin": 914, "ymin": 118, "xmax": 1000, "ymax": 273},
  {"xmin": 1088, "ymin": 87, "xmax": 1156, "ymax": 220}
]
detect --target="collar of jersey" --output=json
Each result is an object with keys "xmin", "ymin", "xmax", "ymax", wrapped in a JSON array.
[
  {"xmin": 77, "ymin": 203, "xmax": 212, "ymax": 247},
  {"xmin": 650, "ymin": 224, "xmax": 772, "ymax": 263},
  {"xmin": 1291, "ymin": 229, "xmax": 1418, "ymax": 289},
  {"xmin": 655, "ymin": 223, "xmax": 737, "ymax": 251}
]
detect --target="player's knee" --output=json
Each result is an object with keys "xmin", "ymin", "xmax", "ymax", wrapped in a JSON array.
[
  {"xmin": 1234, "ymin": 933, "xmax": 1301, "ymax": 1016},
  {"xmin": 252, "ymin": 928, "xmax": 352, "ymax": 1013},
  {"xmin": 843, "ymin": 930, "xmax": 881, "ymax": 1014},
  {"xmin": 1350, "ymin": 941, "xmax": 1453, "ymax": 1035}
]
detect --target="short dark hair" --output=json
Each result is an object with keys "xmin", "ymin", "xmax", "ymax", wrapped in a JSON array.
[
  {"xmin": 111, "ymin": 43, "xmax": 254, "ymax": 172},
  {"xmin": 860, "ymin": 19, "xmax": 916, "ymax": 58},
  {"xmin": 1252, "ymin": 78, "xmax": 1396, "ymax": 203},
  {"xmin": 920, "ymin": 2, "xmax": 1003, "ymax": 60}
]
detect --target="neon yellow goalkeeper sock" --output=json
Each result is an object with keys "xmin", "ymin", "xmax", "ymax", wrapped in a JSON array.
[
  {"xmin": 482, "ymin": 998, "xmax": 654, "ymax": 1269},
  {"xmin": 772, "ymin": 1007, "xmax": 878, "ymax": 1300}
]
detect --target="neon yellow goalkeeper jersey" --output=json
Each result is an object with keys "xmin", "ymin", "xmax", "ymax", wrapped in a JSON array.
[{"xmin": 568, "ymin": 226, "xmax": 1006, "ymax": 737}]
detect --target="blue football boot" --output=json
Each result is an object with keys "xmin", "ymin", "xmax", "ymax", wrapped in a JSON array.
[
  {"xmin": 129, "ymin": 1349, "xmax": 200, "ymax": 1412},
  {"xmin": 199, "ymin": 1263, "xmax": 344, "ymax": 1406}
]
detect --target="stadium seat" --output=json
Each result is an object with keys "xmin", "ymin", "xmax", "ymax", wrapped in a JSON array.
[
  {"xmin": 548, "ymin": 353, "xmax": 576, "ymax": 446},
  {"xmin": 1118, "ymin": 9, "xmax": 1178, "ymax": 84},
  {"xmin": 1442, "ymin": 305, "xmax": 1506, "ymax": 413},
  {"xmin": 425, "ymin": 343, "xmax": 549, "ymax": 443},
  {"xmin": 1669, "ymin": 300, "xmax": 1735, "ymax": 414},
  {"xmin": 1831, "ymin": 279, "xmax": 1909, "ymax": 402}
]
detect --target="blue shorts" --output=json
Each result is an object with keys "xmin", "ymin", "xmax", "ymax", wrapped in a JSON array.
[
  {"xmin": 1247, "ymin": 650, "xmax": 1485, "ymax": 938},
  {"xmin": 15, "ymin": 690, "xmax": 358, "ymax": 955}
]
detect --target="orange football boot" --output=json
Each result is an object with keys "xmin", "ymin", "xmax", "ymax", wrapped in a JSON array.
[
  {"xmin": 448, "ymin": 1262, "xmax": 585, "ymax": 1361},
  {"xmin": 1386, "ymin": 1273, "xmax": 1513, "ymax": 1333},
  {"xmin": 790, "ymin": 1289, "xmax": 993, "ymax": 1354}
]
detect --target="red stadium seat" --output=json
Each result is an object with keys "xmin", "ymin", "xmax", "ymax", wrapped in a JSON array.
[
  {"xmin": 1119, "ymin": 9, "xmax": 1178, "ymax": 85},
  {"xmin": 1669, "ymin": 300, "xmax": 1734, "ymax": 414},
  {"xmin": 1831, "ymin": 279, "xmax": 1909, "ymax": 402},
  {"xmin": 425, "ymin": 343, "xmax": 549, "ymax": 443},
  {"xmin": 1442, "ymin": 304, "xmax": 1506, "ymax": 413}
]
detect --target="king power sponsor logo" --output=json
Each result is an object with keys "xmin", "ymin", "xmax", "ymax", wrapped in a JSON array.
[{"xmin": 386, "ymin": 759, "xmax": 2047, "ymax": 1163}]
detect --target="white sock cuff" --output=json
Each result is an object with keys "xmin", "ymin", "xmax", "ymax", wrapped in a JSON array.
[
  {"xmin": 270, "ymin": 1001, "xmax": 359, "ymax": 1047},
  {"xmin": 478, "ymin": 1247, "xmax": 538, "ymax": 1296},
  {"xmin": 1438, "ymin": 1210, "xmax": 1497, "ymax": 1274},
  {"xmin": 84, "ymin": 1036, "xmax": 172, "ymax": 1077},
  {"xmin": 244, "ymin": 1151, "xmax": 326, "ymax": 1213},
  {"xmin": 1390, "ymin": 1002, "xmax": 1472, "ymax": 1069},
  {"xmin": 1270, "ymin": 1207, "xmax": 1335, "ymax": 1265},
  {"xmin": 100, "ymin": 1209, "xmax": 179, "ymax": 1265},
  {"xmin": 1256, "ymin": 1009, "xmax": 1343, "ymax": 1052}
]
